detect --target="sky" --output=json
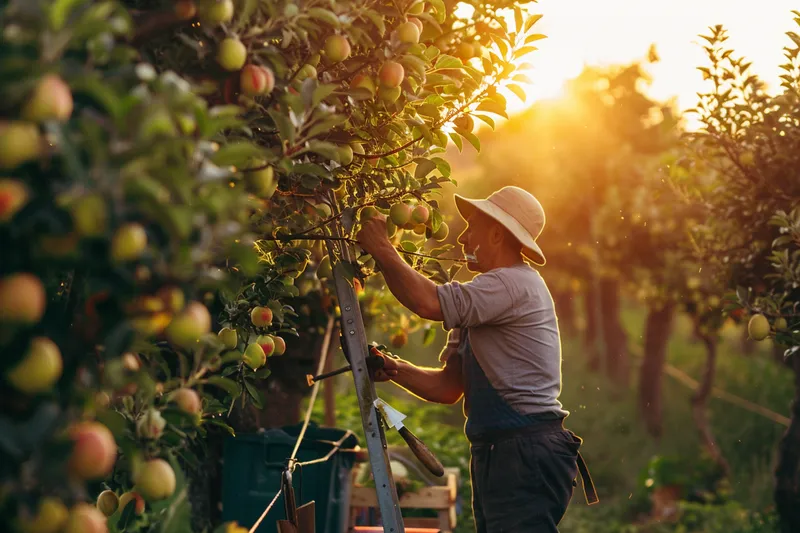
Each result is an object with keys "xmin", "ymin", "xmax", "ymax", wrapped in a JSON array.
[{"xmin": 497, "ymin": 0, "xmax": 799, "ymax": 126}]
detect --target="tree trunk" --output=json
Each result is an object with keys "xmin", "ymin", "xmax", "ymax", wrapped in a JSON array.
[
  {"xmin": 599, "ymin": 278, "xmax": 630, "ymax": 386},
  {"xmin": 552, "ymin": 289, "xmax": 577, "ymax": 338},
  {"xmin": 638, "ymin": 303, "xmax": 675, "ymax": 438},
  {"xmin": 583, "ymin": 283, "xmax": 602, "ymax": 372},
  {"xmin": 775, "ymin": 352, "xmax": 800, "ymax": 533},
  {"xmin": 691, "ymin": 329, "xmax": 730, "ymax": 477}
]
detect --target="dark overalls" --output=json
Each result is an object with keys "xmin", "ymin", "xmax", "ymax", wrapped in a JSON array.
[{"xmin": 460, "ymin": 332, "xmax": 598, "ymax": 532}]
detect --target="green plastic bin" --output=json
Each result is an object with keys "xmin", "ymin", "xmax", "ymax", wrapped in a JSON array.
[{"xmin": 222, "ymin": 422, "xmax": 359, "ymax": 533}]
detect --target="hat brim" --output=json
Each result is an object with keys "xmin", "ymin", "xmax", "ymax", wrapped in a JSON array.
[{"xmin": 455, "ymin": 194, "xmax": 546, "ymax": 266}]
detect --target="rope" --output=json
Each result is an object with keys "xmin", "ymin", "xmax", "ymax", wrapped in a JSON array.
[
  {"xmin": 247, "ymin": 313, "xmax": 338, "ymax": 533},
  {"xmin": 289, "ymin": 313, "xmax": 337, "ymax": 469},
  {"xmin": 247, "ymin": 485, "xmax": 284, "ymax": 533}
]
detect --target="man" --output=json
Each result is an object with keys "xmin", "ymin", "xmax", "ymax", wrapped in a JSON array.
[{"xmin": 356, "ymin": 185, "xmax": 598, "ymax": 533}]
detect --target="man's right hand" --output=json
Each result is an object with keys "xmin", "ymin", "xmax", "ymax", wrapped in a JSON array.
[{"xmin": 369, "ymin": 346, "xmax": 400, "ymax": 382}]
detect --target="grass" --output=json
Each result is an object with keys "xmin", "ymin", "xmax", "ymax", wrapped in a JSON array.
[{"xmin": 306, "ymin": 302, "xmax": 793, "ymax": 532}]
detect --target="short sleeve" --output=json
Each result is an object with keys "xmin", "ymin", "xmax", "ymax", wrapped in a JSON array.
[{"xmin": 436, "ymin": 272, "xmax": 514, "ymax": 330}]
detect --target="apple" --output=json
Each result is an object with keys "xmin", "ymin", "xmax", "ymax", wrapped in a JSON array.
[
  {"xmin": 117, "ymin": 492, "xmax": 144, "ymax": 515},
  {"xmin": 0, "ymin": 272, "xmax": 46, "ymax": 323},
  {"xmin": 18, "ymin": 497, "xmax": 68, "ymax": 533},
  {"xmin": 0, "ymin": 121, "xmax": 41, "ymax": 170},
  {"xmin": 68, "ymin": 421, "xmax": 117, "ymax": 480},
  {"xmin": 217, "ymin": 38, "xmax": 247, "ymax": 71},
  {"xmin": 747, "ymin": 313, "xmax": 770, "ymax": 341},
  {"xmin": 158, "ymin": 285, "xmax": 185, "ymax": 312},
  {"xmin": 324, "ymin": 35, "xmax": 351, "ymax": 63},
  {"xmin": 71, "ymin": 194, "xmax": 109, "ymax": 237},
  {"xmin": 350, "ymin": 73, "xmax": 376, "ymax": 95},
  {"xmin": 23, "ymin": 74, "xmax": 73, "ymax": 122},
  {"xmin": 411, "ymin": 204, "xmax": 429, "ymax": 224},
  {"xmin": 389, "ymin": 202, "xmax": 413, "ymax": 226},
  {"xmin": 434, "ymin": 36, "xmax": 451, "ymax": 53},
  {"xmin": 360, "ymin": 206, "xmax": 380, "ymax": 220},
  {"xmin": 413, "ymin": 224, "xmax": 426, "ymax": 235},
  {"xmin": 396, "ymin": 21, "xmax": 420, "ymax": 44},
  {"xmin": 391, "ymin": 330, "xmax": 408, "ymax": 348},
  {"xmin": 136, "ymin": 409, "xmax": 166, "ymax": 440},
  {"xmin": 245, "ymin": 164, "xmax": 276, "ymax": 197},
  {"xmin": 256, "ymin": 334, "xmax": 275, "ymax": 357},
  {"xmin": 775, "ymin": 317, "xmax": 788, "ymax": 331},
  {"xmin": 456, "ymin": 41, "xmax": 475, "ymax": 60},
  {"xmin": 296, "ymin": 64, "xmax": 317, "ymax": 81},
  {"xmin": 173, "ymin": 387, "xmax": 202, "ymax": 414},
  {"xmin": 198, "ymin": 0, "xmax": 234, "ymax": 24},
  {"xmin": 407, "ymin": 0, "xmax": 424, "ymax": 14},
  {"xmin": 240, "ymin": 65, "xmax": 275, "ymax": 95},
  {"xmin": 316, "ymin": 255, "xmax": 332, "ymax": 279},
  {"xmin": 174, "ymin": 0, "xmax": 197, "ymax": 20},
  {"xmin": 243, "ymin": 342, "xmax": 266, "ymax": 369},
  {"xmin": 431, "ymin": 221, "xmax": 449, "ymax": 241},
  {"xmin": 111, "ymin": 223, "xmax": 147, "ymax": 262},
  {"xmin": 0, "ymin": 178, "xmax": 29, "ymax": 222},
  {"xmin": 378, "ymin": 61, "xmax": 404, "ymax": 88},
  {"xmin": 454, "ymin": 114, "xmax": 474, "ymax": 132},
  {"xmin": 218, "ymin": 327, "xmax": 238, "ymax": 349},
  {"xmin": 250, "ymin": 306, "xmax": 273, "ymax": 327},
  {"xmin": 134, "ymin": 458, "xmax": 176, "ymax": 501},
  {"xmin": 64, "ymin": 503, "xmax": 107, "ymax": 533},
  {"xmin": 379, "ymin": 85, "xmax": 401, "ymax": 103},
  {"xmin": 338, "ymin": 144, "xmax": 354, "ymax": 165},
  {"xmin": 272, "ymin": 336, "xmax": 286, "ymax": 355},
  {"xmin": 165, "ymin": 301, "xmax": 212, "ymax": 348},
  {"xmin": 96, "ymin": 491, "xmax": 118, "ymax": 517},
  {"xmin": 6, "ymin": 337, "xmax": 62, "ymax": 394}
]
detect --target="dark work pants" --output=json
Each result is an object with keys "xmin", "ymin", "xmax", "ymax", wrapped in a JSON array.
[{"xmin": 469, "ymin": 428, "xmax": 581, "ymax": 532}]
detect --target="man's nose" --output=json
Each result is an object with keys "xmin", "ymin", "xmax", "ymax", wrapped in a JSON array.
[{"xmin": 457, "ymin": 228, "xmax": 468, "ymax": 245}]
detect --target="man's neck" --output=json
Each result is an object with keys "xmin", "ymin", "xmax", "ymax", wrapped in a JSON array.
[{"xmin": 480, "ymin": 250, "xmax": 525, "ymax": 272}]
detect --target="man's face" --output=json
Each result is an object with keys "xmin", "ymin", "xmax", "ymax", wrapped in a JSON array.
[{"xmin": 457, "ymin": 211, "xmax": 491, "ymax": 273}]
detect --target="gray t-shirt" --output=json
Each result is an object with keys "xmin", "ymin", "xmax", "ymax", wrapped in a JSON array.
[{"xmin": 436, "ymin": 263, "xmax": 568, "ymax": 418}]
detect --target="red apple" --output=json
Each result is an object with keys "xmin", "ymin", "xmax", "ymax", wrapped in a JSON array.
[
  {"xmin": 174, "ymin": 0, "xmax": 197, "ymax": 20},
  {"xmin": 118, "ymin": 492, "xmax": 145, "ymax": 515},
  {"xmin": 411, "ymin": 204, "xmax": 429, "ymax": 224},
  {"xmin": 0, "ymin": 272, "xmax": 46, "ymax": 324},
  {"xmin": 136, "ymin": 409, "xmax": 166, "ymax": 440},
  {"xmin": 134, "ymin": 459, "xmax": 176, "ymax": 501},
  {"xmin": 378, "ymin": 61, "xmax": 405, "ymax": 88},
  {"xmin": 272, "ymin": 336, "xmax": 286, "ymax": 355},
  {"xmin": 22, "ymin": 74, "xmax": 73, "ymax": 122},
  {"xmin": 0, "ymin": 178, "xmax": 29, "ymax": 222},
  {"xmin": 6, "ymin": 337, "xmax": 62, "ymax": 394},
  {"xmin": 250, "ymin": 306, "xmax": 273, "ymax": 327},
  {"xmin": 240, "ymin": 65, "xmax": 275, "ymax": 95},
  {"xmin": 256, "ymin": 334, "xmax": 275, "ymax": 357},
  {"xmin": 68, "ymin": 422, "xmax": 117, "ymax": 480},
  {"xmin": 389, "ymin": 202, "xmax": 413, "ymax": 226}
]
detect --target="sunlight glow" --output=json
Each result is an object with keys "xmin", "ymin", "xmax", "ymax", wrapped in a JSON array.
[{"xmin": 498, "ymin": 0, "xmax": 798, "ymax": 127}]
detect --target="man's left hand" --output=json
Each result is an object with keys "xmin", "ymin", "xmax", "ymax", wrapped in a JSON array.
[{"xmin": 356, "ymin": 214, "xmax": 392, "ymax": 259}]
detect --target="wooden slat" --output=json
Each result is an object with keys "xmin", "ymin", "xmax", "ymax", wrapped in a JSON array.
[{"xmin": 350, "ymin": 482, "xmax": 454, "ymax": 510}]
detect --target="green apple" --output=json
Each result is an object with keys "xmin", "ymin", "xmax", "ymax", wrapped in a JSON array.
[{"xmin": 243, "ymin": 342, "xmax": 266, "ymax": 369}]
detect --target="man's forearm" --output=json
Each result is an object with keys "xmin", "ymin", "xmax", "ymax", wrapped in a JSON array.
[
  {"xmin": 390, "ymin": 359, "xmax": 462, "ymax": 405},
  {"xmin": 373, "ymin": 244, "xmax": 443, "ymax": 321}
]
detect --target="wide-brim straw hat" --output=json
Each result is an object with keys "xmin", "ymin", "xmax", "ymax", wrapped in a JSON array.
[{"xmin": 454, "ymin": 186, "xmax": 546, "ymax": 266}]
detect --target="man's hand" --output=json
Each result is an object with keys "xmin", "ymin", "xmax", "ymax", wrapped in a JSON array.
[
  {"xmin": 356, "ymin": 214, "xmax": 392, "ymax": 260},
  {"xmin": 369, "ymin": 346, "xmax": 400, "ymax": 382}
]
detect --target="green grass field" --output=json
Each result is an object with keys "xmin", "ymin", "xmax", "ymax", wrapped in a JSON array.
[{"xmin": 310, "ymin": 302, "xmax": 792, "ymax": 532}]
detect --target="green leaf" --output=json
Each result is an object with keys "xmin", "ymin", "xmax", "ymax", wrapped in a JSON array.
[
  {"xmin": 458, "ymin": 130, "xmax": 481, "ymax": 152},
  {"xmin": 49, "ymin": 0, "xmax": 84, "ymax": 30},
  {"xmin": 211, "ymin": 142, "xmax": 266, "ymax": 167},
  {"xmin": 204, "ymin": 418, "xmax": 236, "ymax": 437},
  {"xmin": 313, "ymin": 84, "xmax": 337, "ymax": 107},
  {"xmin": 513, "ymin": 46, "xmax": 539, "ymax": 59},
  {"xmin": 514, "ymin": 6, "xmax": 524, "ymax": 33},
  {"xmin": 448, "ymin": 132, "xmax": 463, "ymax": 152},
  {"xmin": 524, "ymin": 15, "xmax": 544, "ymax": 33},
  {"xmin": 401, "ymin": 241, "xmax": 418, "ymax": 252},
  {"xmin": 506, "ymin": 84, "xmax": 526, "ymax": 102},
  {"xmin": 524, "ymin": 33, "xmax": 547, "ymax": 44},
  {"xmin": 244, "ymin": 380, "xmax": 264, "ymax": 409},
  {"xmin": 268, "ymin": 109, "xmax": 296, "ymax": 145},
  {"xmin": 364, "ymin": 11, "xmax": 386, "ymax": 36},
  {"xmin": 476, "ymin": 100, "xmax": 508, "ymax": 118},
  {"xmin": 204, "ymin": 376, "xmax": 241, "ymax": 397},
  {"xmin": 414, "ymin": 158, "xmax": 437, "ymax": 180},
  {"xmin": 512, "ymin": 73, "xmax": 532, "ymax": 84},
  {"xmin": 428, "ymin": 0, "xmax": 447, "ymax": 24},
  {"xmin": 473, "ymin": 114, "xmax": 495, "ymax": 130},
  {"xmin": 307, "ymin": 8, "xmax": 340, "ymax": 27},
  {"xmin": 430, "ymin": 208, "xmax": 443, "ymax": 232},
  {"xmin": 434, "ymin": 55, "xmax": 463, "ymax": 70}
]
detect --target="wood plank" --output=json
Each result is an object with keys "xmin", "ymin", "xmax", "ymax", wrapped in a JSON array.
[{"xmin": 350, "ymin": 485, "xmax": 453, "ymax": 509}]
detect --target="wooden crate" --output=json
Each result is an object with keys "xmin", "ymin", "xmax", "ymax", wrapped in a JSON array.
[{"xmin": 348, "ymin": 467, "xmax": 459, "ymax": 533}]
